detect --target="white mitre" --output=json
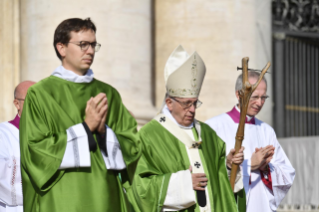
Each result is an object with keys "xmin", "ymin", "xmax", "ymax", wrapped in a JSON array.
[{"xmin": 164, "ymin": 45, "xmax": 206, "ymax": 98}]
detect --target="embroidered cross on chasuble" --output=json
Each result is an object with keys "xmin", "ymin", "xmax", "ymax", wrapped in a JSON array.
[
  {"xmin": 186, "ymin": 128, "xmax": 207, "ymax": 210},
  {"xmin": 194, "ymin": 162, "xmax": 201, "ymax": 168},
  {"xmin": 154, "ymin": 114, "xmax": 211, "ymax": 212}
]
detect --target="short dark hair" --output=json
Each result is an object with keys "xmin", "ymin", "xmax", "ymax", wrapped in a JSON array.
[{"xmin": 53, "ymin": 18, "xmax": 96, "ymax": 60}]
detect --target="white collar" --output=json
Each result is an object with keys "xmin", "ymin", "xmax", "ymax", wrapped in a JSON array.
[
  {"xmin": 162, "ymin": 104, "xmax": 194, "ymax": 129},
  {"xmin": 51, "ymin": 65, "xmax": 94, "ymax": 83},
  {"xmin": 235, "ymin": 105, "xmax": 253, "ymax": 122}
]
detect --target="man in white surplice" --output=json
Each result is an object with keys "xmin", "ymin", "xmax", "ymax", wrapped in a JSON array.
[
  {"xmin": 206, "ymin": 71, "xmax": 296, "ymax": 212},
  {"xmin": 0, "ymin": 81, "xmax": 35, "ymax": 212}
]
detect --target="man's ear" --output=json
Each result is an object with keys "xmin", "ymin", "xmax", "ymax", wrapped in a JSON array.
[
  {"xmin": 13, "ymin": 99, "xmax": 20, "ymax": 112},
  {"xmin": 235, "ymin": 91, "xmax": 240, "ymax": 101},
  {"xmin": 56, "ymin": 43, "xmax": 66, "ymax": 58},
  {"xmin": 165, "ymin": 98, "xmax": 173, "ymax": 111}
]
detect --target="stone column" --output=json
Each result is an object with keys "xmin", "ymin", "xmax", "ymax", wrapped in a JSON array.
[
  {"xmin": 0, "ymin": 0, "xmax": 20, "ymax": 122},
  {"xmin": 155, "ymin": 0, "xmax": 273, "ymax": 125},
  {"xmin": 20, "ymin": 0, "xmax": 156, "ymax": 125}
]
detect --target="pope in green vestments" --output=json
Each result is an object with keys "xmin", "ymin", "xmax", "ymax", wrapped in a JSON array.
[
  {"xmin": 19, "ymin": 18, "xmax": 141, "ymax": 212},
  {"xmin": 127, "ymin": 45, "xmax": 238, "ymax": 212},
  {"xmin": 128, "ymin": 118, "xmax": 238, "ymax": 212}
]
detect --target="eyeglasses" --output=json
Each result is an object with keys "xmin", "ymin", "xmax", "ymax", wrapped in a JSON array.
[
  {"xmin": 250, "ymin": 95, "xmax": 269, "ymax": 102},
  {"xmin": 68, "ymin": 41, "xmax": 101, "ymax": 52},
  {"xmin": 15, "ymin": 98, "xmax": 25, "ymax": 101},
  {"xmin": 170, "ymin": 97, "xmax": 203, "ymax": 109}
]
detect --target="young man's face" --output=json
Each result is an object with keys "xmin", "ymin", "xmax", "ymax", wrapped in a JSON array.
[{"xmin": 60, "ymin": 29, "xmax": 96, "ymax": 75}]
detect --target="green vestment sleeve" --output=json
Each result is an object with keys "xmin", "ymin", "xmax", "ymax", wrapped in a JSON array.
[
  {"xmin": 199, "ymin": 124, "xmax": 239, "ymax": 211},
  {"xmin": 104, "ymin": 85, "xmax": 142, "ymax": 183},
  {"xmin": 20, "ymin": 89, "xmax": 67, "ymax": 191}
]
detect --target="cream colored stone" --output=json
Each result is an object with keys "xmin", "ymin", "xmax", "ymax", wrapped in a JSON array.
[
  {"xmin": 155, "ymin": 0, "xmax": 272, "ymax": 125},
  {"xmin": 0, "ymin": 0, "xmax": 20, "ymax": 122},
  {"xmin": 1, "ymin": 0, "xmax": 272, "ymax": 126}
]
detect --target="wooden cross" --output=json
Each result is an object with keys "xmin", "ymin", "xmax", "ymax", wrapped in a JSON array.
[{"xmin": 229, "ymin": 57, "xmax": 270, "ymax": 191}]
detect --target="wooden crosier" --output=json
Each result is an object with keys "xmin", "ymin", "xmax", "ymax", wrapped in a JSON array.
[{"xmin": 229, "ymin": 57, "xmax": 271, "ymax": 191}]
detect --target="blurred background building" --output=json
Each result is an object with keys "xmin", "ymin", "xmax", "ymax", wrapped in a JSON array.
[{"xmin": 0, "ymin": 0, "xmax": 318, "ymax": 211}]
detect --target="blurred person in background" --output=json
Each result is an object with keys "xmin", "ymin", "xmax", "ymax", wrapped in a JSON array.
[{"xmin": 0, "ymin": 81, "xmax": 35, "ymax": 212}]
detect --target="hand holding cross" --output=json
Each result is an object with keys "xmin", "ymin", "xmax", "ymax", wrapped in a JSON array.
[{"xmin": 229, "ymin": 57, "xmax": 270, "ymax": 191}]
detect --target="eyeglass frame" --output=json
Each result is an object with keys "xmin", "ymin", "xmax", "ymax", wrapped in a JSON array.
[
  {"xmin": 67, "ymin": 41, "xmax": 101, "ymax": 52},
  {"xmin": 15, "ymin": 98, "xmax": 25, "ymax": 101},
  {"xmin": 169, "ymin": 96, "xmax": 203, "ymax": 109},
  {"xmin": 250, "ymin": 95, "xmax": 269, "ymax": 102}
]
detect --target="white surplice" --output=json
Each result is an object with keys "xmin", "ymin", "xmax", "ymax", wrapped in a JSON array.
[
  {"xmin": 0, "ymin": 122, "xmax": 23, "ymax": 212},
  {"xmin": 206, "ymin": 107, "xmax": 295, "ymax": 212}
]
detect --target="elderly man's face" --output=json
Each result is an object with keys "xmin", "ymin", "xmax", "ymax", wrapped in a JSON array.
[
  {"xmin": 166, "ymin": 97, "xmax": 198, "ymax": 126},
  {"xmin": 236, "ymin": 78, "xmax": 267, "ymax": 117},
  {"xmin": 13, "ymin": 81, "xmax": 35, "ymax": 116}
]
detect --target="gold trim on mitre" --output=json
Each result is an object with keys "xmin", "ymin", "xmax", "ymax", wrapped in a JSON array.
[{"xmin": 164, "ymin": 45, "xmax": 206, "ymax": 98}]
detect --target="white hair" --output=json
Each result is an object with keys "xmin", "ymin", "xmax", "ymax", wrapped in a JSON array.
[{"xmin": 235, "ymin": 71, "xmax": 267, "ymax": 92}]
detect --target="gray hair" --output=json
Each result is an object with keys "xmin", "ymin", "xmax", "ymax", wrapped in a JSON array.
[{"xmin": 235, "ymin": 71, "xmax": 267, "ymax": 92}]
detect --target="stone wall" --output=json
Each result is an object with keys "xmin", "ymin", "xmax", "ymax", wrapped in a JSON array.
[
  {"xmin": 0, "ymin": 0, "xmax": 272, "ymax": 126},
  {"xmin": 0, "ymin": 0, "xmax": 20, "ymax": 122},
  {"xmin": 155, "ymin": 0, "xmax": 272, "ymax": 125}
]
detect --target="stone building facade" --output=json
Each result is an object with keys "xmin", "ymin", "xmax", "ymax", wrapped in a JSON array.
[{"xmin": 0, "ymin": 0, "xmax": 272, "ymax": 127}]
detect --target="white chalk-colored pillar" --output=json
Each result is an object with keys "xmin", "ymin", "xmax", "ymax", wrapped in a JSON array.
[{"xmin": 0, "ymin": 0, "xmax": 20, "ymax": 122}]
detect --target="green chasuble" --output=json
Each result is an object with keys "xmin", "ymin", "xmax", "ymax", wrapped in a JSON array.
[
  {"xmin": 235, "ymin": 188, "xmax": 246, "ymax": 212},
  {"xmin": 20, "ymin": 76, "xmax": 141, "ymax": 212},
  {"xmin": 127, "ymin": 120, "xmax": 237, "ymax": 212}
]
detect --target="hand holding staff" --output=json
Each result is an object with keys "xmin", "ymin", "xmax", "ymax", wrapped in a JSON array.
[{"xmin": 229, "ymin": 57, "xmax": 270, "ymax": 191}]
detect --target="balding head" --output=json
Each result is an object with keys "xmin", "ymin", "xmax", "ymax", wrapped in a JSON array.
[
  {"xmin": 14, "ymin": 81, "xmax": 35, "ymax": 99},
  {"xmin": 235, "ymin": 71, "xmax": 267, "ymax": 92},
  {"xmin": 13, "ymin": 81, "xmax": 36, "ymax": 116}
]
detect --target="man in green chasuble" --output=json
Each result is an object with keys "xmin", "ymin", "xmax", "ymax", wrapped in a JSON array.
[
  {"xmin": 19, "ymin": 18, "xmax": 141, "ymax": 212},
  {"xmin": 128, "ymin": 45, "xmax": 243, "ymax": 212}
]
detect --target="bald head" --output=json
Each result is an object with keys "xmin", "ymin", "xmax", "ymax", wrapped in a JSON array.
[
  {"xmin": 13, "ymin": 81, "xmax": 36, "ymax": 116},
  {"xmin": 14, "ymin": 81, "xmax": 35, "ymax": 99}
]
